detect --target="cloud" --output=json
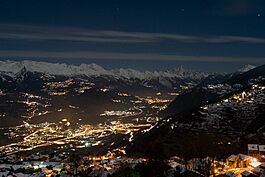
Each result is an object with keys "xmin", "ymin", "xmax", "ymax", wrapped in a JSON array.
[
  {"xmin": 0, "ymin": 50, "xmax": 264, "ymax": 63},
  {"xmin": 0, "ymin": 23, "xmax": 265, "ymax": 44}
]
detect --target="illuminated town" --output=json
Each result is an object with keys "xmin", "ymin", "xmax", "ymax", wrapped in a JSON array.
[
  {"xmin": 0, "ymin": 74, "xmax": 183, "ymax": 176},
  {"xmin": 0, "ymin": 75, "xmax": 265, "ymax": 176}
]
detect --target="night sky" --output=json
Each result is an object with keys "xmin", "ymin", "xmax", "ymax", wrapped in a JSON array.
[{"xmin": 0, "ymin": 0, "xmax": 265, "ymax": 72}]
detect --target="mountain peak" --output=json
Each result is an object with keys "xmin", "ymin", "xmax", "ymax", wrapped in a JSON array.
[
  {"xmin": 16, "ymin": 66, "xmax": 27, "ymax": 75},
  {"xmin": 15, "ymin": 66, "xmax": 31, "ymax": 82},
  {"xmin": 81, "ymin": 63, "xmax": 104, "ymax": 70},
  {"xmin": 237, "ymin": 64, "xmax": 256, "ymax": 73}
]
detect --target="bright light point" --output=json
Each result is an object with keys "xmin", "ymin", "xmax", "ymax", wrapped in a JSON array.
[
  {"xmin": 249, "ymin": 158, "xmax": 261, "ymax": 167},
  {"xmin": 33, "ymin": 165, "xmax": 39, "ymax": 169},
  {"xmin": 85, "ymin": 142, "xmax": 90, "ymax": 147}
]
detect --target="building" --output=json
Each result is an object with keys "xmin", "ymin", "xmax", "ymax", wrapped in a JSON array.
[{"xmin": 226, "ymin": 154, "xmax": 254, "ymax": 168}]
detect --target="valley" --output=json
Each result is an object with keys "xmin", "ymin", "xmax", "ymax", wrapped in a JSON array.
[{"xmin": 0, "ymin": 60, "xmax": 265, "ymax": 177}]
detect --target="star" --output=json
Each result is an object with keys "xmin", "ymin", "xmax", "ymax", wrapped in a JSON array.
[{"xmin": 257, "ymin": 13, "xmax": 261, "ymax": 17}]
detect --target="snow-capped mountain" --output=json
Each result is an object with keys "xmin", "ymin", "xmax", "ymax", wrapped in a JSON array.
[
  {"xmin": 237, "ymin": 64, "xmax": 256, "ymax": 73},
  {"xmin": 0, "ymin": 60, "xmax": 110, "ymax": 77},
  {"xmin": 0, "ymin": 60, "xmax": 208, "ymax": 80},
  {"xmin": 0, "ymin": 60, "xmax": 210, "ymax": 89}
]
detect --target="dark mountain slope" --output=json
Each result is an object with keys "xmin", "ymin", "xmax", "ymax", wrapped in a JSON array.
[
  {"xmin": 129, "ymin": 65, "xmax": 265, "ymax": 159},
  {"xmin": 162, "ymin": 64, "xmax": 265, "ymax": 117}
]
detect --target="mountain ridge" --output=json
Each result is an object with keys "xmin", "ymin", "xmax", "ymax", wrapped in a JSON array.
[{"xmin": 0, "ymin": 60, "xmax": 208, "ymax": 80}]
